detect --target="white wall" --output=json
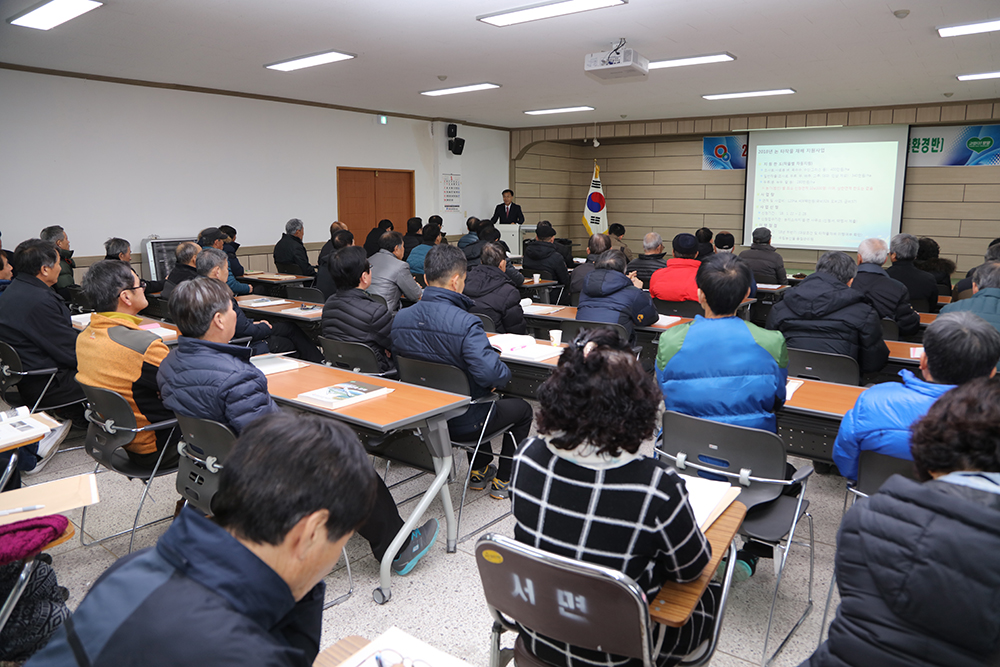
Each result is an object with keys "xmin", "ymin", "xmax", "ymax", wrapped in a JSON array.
[
  {"xmin": 432, "ymin": 121, "xmax": 512, "ymax": 236},
  {"xmin": 0, "ymin": 69, "xmax": 510, "ymax": 255}
]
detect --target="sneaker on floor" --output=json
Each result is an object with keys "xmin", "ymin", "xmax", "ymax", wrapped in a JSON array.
[
  {"xmin": 391, "ymin": 518, "xmax": 439, "ymax": 576},
  {"xmin": 23, "ymin": 420, "xmax": 71, "ymax": 476},
  {"xmin": 490, "ymin": 478, "xmax": 510, "ymax": 500},
  {"xmin": 468, "ymin": 463, "xmax": 497, "ymax": 491},
  {"xmin": 713, "ymin": 549, "xmax": 758, "ymax": 583}
]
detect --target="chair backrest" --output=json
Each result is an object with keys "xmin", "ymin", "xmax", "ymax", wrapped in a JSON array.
[
  {"xmin": 787, "ymin": 348, "xmax": 860, "ymax": 386},
  {"xmin": 569, "ymin": 290, "xmax": 581, "ymax": 307},
  {"xmin": 274, "ymin": 262, "xmax": 301, "ymax": 275},
  {"xmin": 318, "ymin": 337, "xmax": 382, "ymax": 374},
  {"xmin": 937, "ymin": 283, "xmax": 953, "ymax": 296},
  {"xmin": 286, "ymin": 286, "xmax": 325, "ymax": 303},
  {"xmin": 63, "ymin": 285, "xmax": 94, "ymax": 313},
  {"xmin": 559, "ymin": 320, "xmax": 628, "ymax": 345},
  {"xmin": 77, "ymin": 382, "xmax": 140, "ymax": 468},
  {"xmin": 0, "ymin": 341, "xmax": 25, "ymax": 395},
  {"xmin": 855, "ymin": 451, "xmax": 917, "ymax": 497},
  {"xmin": 880, "ymin": 318, "xmax": 900, "ymax": 342},
  {"xmin": 474, "ymin": 312, "xmax": 497, "ymax": 333},
  {"xmin": 953, "ymin": 288, "xmax": 974, "ymax": 302},
  {"xmin": 396, "ymin": 356, "xmax": 472, "ymax": 397},
  {"xmin": 653, "ymin": 299, "xmax": 704, "ymax": 318},
  {"xmin": 475, "ymin": 533, "xmax": 653, "ymax": 667},
  {"xmin": 175, "ymin": 414, "xmax": 237, "ymax": 516},
  {"xmin": 910, "ymin": 298, "xmax": 931, "ymax": 313},
  {"xmin": 413, "ymin": 273, "xmax": 427, "ymax": 287},
  {"xmin": 366, "ymin": 291, "xmax": 388, "ymax": 309},
  {"xmin": 659, "ymin": 410, "xmax": 788, "ymax": 511}
]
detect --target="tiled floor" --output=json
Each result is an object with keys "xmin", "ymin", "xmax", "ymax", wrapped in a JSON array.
[{"xmin": 22, "ymin": 408, "xmax": 850, "ymax": 667}]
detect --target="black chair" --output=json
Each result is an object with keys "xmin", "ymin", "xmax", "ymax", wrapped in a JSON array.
[
  {"xmin": 396, "ymin": 356, "xmax": 517, "ymax": 543},
  {"xmin": 937, "ymin": 283, "xmax": 953, "ymax": 296},
  {"xmin": 558, "ymin": 320, "xmax": 628, "ymax": 345},
  {"xmin": 653, "ymin": 299, "xmax": 704, "ymax": 318},
  {"xmin": 274, "ymin": 262, "xmax": 301, "ymax": 275},
  {"xmin": 366, "ymin": 291, "xmax": 389, "ymax": 309},
  {"xmin": 910, "ymin": 298, "xmax": 931, "ymax": 313},
  {"xmin": 174, "ymin": 415, "xmax": 236, "ymax": 516},
  {"xmin": 318, "ymin": 337, "xmax": 396, "ymax": 378},
  {"xmin": 569, "ymin": 290, "xmax": 581, "ymax": 307},
  {"xmin": 413, "ymin": 273, "xmax": 427, "ymax": 288},
  {"xmin": 76, "ymin": 382, "xmax": 179, "ymax": 554},
  {"xmin": 0, "ymin": 341, "xmax": 86, "ymax": 414},
  {"xmin": 657, "ymin": 411, "xmax": 814, "ymax": 667},
  {"xmin": 787, "ymin": 348, "xmax": 860, "ymax": 386},
  {"xmin": 62, "ymin": 285, "xmax": 93, "ymax": 314},
  {"xmin": 880, "ymin": 318, "xmax": 899, "ymax": 342},
  {"xmin": 475, "ymin": 313, "xmax": 497, "ymax": 333},
  {"xmin": 286, "ymin": 285, "xmax": 325, "ymax": 303},
  {"xmin": 952, "ymin": 288, "xmax": 974, "ymax": 302},
  {"xmin": 476, "ymin": 533, "xmax": 737, "ymax": 667}
]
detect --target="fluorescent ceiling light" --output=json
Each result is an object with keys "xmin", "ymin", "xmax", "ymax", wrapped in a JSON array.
[
  {"xmin": 938, "ymin": 18, "xmax": 1000, "ymax": 38},
  {"xmin": 420, "ymin": 83, "xmax": 501, "ymax": 97},
  {"xmin": 524, "ymin": 106, "xmax": 595, "ymax": 115},
  {"xmin": 265, "ymin": 50, "xmax": 355, "ymax": 72},
  {"xmin": 703, "ymin": 88, "xmax": 796, "ymax": 100},
  {"xmin": 648, "ymin": 53, "xmax": 735, "ymax": 70},
  {"xmin": 478, "ymin": 0, "xmax": 626, "ymax": 27},
  {"xmin": 957, "ymin": 71, "xmax": 1000, "ymax": 81},
  {"xmin": 9, "ymin": 0, "xmax": 101, "ymax": 30}
]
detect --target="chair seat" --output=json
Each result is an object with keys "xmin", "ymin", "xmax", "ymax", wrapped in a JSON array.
[
  {"xmin": 741, "ymin": 496, "xmax": 810, "ymax": 543},
  {"xmin": 514, "ymin": 635, "xmax": 551, "ymax": 667},
  {"xmin": 92, "ymin": 444, "xmax": 179, "ymax": 480},
  {"xmin": 451, "ymin": 424, "xmax": 514, "ymax": 450}
]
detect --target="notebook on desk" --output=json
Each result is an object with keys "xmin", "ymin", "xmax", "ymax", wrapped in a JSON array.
[{"xmin": 678, "ymin": 474, "xmax": 740, "ymax": 531}]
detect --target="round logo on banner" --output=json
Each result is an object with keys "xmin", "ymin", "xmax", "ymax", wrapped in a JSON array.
[
  {"xmin": 587, "ymin": 192, "xmax": 605, "ymax": 213},
  {"xmin": 714, "ymin": 144, "xmax": 730, "ymax": 160}
]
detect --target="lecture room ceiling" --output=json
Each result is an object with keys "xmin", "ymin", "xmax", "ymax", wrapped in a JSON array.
[{"xmin": 1, "ymin": 0, "xmax": 998, "ymax": 129}]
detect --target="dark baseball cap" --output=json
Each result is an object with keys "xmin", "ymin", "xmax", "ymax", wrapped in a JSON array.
[
  {"xmin": 715, "ymin": 232, "xmax": 735, "ymax": 250},
  {"xmin": 672, "ymin": 233, "xmax": 698, "ymax": 254},
  {"xmin": 198, "ymin": 227, "xmax": 228, "ymax": 246},
  {"xmin": 535, "ymin": 222, "xmax": 556, "ymax": 239},
  {"xmin": 752, "ymin": 227, "xmax": 771, "ymax": 243}
]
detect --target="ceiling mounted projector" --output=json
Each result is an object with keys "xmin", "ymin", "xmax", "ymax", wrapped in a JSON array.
[{"xmin": 584, "ymin": 47, "xmax": 648, "ymax": 79}]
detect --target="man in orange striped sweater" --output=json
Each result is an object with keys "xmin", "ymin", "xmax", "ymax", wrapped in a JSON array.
[{"xmin": 76, "ymin": 260, "xmax": 179, "ymax": 469}]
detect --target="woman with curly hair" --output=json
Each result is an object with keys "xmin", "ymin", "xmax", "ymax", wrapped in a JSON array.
[
  {"xmin": 510, "ymin": 327, "xmax": 717, "ymax": 667},
  {"xmin": 806, "ymin": 376, "xmax": 1000, "ymax": 667},
  {"xmin": 914, "ymin": 236, "xmax": 955, "ymax": 291}
]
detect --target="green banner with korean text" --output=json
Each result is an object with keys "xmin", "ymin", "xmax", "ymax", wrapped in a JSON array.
[{"xmin": 908, "ymin": 125, "xmax": 1000, "ymax": 167}]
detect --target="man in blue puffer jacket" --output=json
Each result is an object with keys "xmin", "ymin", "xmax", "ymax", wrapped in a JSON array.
[
  {"xmin": 832, "ymin": 310, "xmax": 1000, "ymax": 481},
  {"xmin": 656, "ymin": 253, "xmax": 788, "ymax": 432},
  {"xmin": 576, "ymin": 249, "xmax": 657, "ymax": 345}
]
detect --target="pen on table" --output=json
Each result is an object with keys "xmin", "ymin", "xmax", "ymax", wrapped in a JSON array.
[
  {"xmin": 374, "ymin": 653, "xmax": 386, "ymax": 667},
  {"xmin": 0, "ymin": 505, "xmax": 45, "ymax": 517}
]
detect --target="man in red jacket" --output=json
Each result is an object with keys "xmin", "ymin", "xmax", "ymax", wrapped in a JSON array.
[{"xmin": 650, "ymin": 233, "xmax": 700, "ymax": 302}]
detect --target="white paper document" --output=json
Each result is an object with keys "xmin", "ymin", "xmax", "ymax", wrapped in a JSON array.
[
  {"xmin": 523, "ymin": 304, "xmax": 564, "ymax": 315},
  {"xmin": 657, "ymin": 314, "xmax": 682, "ymax": 326},
  {"xmin": 786, "ymin": 379, "xmax": 805, "ymax": 401},
  {"xmin": 241, "ymin": 298, "xmax": 290, "ymax": 307},
  {"xmin": 337, "ymin": 627, "xmax": 473, "ymax": 667},
  {"xmin": 250, "ymin": 354, "xmax": 303, "ymax": 375},
  {"xmin": 71, "ymin": 313, "xmax": 92, "ymax": 327},
  {"xmin": 678, "ymin": 474, "xmax": 740, "ymax": 531}
]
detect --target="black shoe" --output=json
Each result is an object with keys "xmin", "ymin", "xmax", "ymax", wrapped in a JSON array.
[{"xmin": 742, "ymin": 540, "xmax": 774, "ymax": 560}]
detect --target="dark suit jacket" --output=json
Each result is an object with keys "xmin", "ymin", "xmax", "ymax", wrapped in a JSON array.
[{"xmin": 490, "ymin": 203, "xmax": 524, "ymax": 225}]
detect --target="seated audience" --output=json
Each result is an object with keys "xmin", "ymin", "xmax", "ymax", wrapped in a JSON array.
[
  {"xmin": 626, "ymin": 232, "xmax": 667, "ymax": 288},
  {"xmin": 25, "ymin": 412, "xmax": 379, "ymax": 666},
  {"xmin": 569, "ymin": 233, "xmax": 612, "ymax": 300},
  {"xmin": 457, "ymin": 216, "xmax": 480, "ymax": 249},
  {"xmin": 739, "ymin": 226, "xmax": 788, "ymax": 285},
  {"xmin": 577, "ymin": 249, "xmax": 657, "ymax": 344},
  {"xmin": 650, "ymin": 233, "xmax": 701, "ymax": 302},
  {"xmin": 713, "ymin": 232, "xmax": 757, "ymax": 297},
  {"xmin": 941, "ymin": 261, "xmax": 1000, "ymax": 369},
  {"xmin": 161, "ymin": 241, "xmax": 200, "ymax": 299},
  {"xmin": 157, "ymin": 277, "xmax": 437, "ymax": 575},
  {"xmin": 104, "ymin": 237, "xmax": 163, "ymax": 293},
  {"xmin": 320, "ymin": 246, "xmax": 394, "ymax": 372},
  {"xmin": 885, "ymin": 233, "xmax": 938, "ymax": 310},
  {"xmin": 218, "ymin": 225, "xmax": 245, "ymax": 279},
  {"xmin": 0, "ymin": 230, "xmax": 13, "ymax": 277},
  {"xmin": 656, "ymin": 253, "xmax": 788, "ymax": 432},
  {"xmin": 914, "ymin": 236, "xmax": 955, "ymax": 291},
  {"xmin": 850, "ymin": 238, "xmax": 920, "ymax": 336},
  {"xmin": 463, "ymin": 242, "xmax": 527, "ymax": 334},
  {"xmin": 0, "ymin": 544, "xmax": 69, "ymax": 664},
  {"xmin": 317, "ymin": 229, "xmax": 356, "ymax": 299},
  {"xmin": 0, "ymin": 250, "xmax": 12, "ymax": 294},
  {"xmin": 318, "ymin": 220, "xmax": 348, "ymax": 262},
  {"xmin": 401, "ymin": 217, "xmax": 423, "ymax": 260},
  {"xmin": 406, "ymin": 223, "xmax": 441, "ymax": 276},
  {"xmin": 392, "ymin": 245, "xmax": 533, "ymax": 499},
  {"xmin": 511, "ymin": 328, "xmax": 717, "ymax": 667},
  {"xmin": 464, "ymin": 225, "xmax": 523, "ymax": 283},
  {"xmin": 805, "ymin": 376, "xmax": 1000, "ymax": 667},
  {"xmin": 522, "ymin": 222, "xmax": 570, "ymax": 287},
  {"xmin": 607, "ymin": 223, "xmax": 633, "ymax": 262},
  {"xmin": 362, "ymin": 219, "xmax": 394, "ymax": 258},
  {"xmin": 273, "ymin": 218, "xmax": 316, "ymax": 277},
  {"xmin": 77, "ymin": 260, "xmax": 180, "ymax": 469},
  {"xmin": 39, "ymin": 225, "xmax": 76, "ymax": 299},
  {"xmin": 199, "ymin": 226, "xmax": 250, "ymax": 295},
  {"xmin": 833, "ymin": 311, "xmax": 1000, "ymax": 481},
  {"xmin": 368, "ymin": 231, "xmax": 423, "ymax": 312},
  {"xmin": 767, "ymin": 251, "xmax": 889, "ymax": 374},
  {"xmin": 197, "ymin": 248, "xmax": 323, "ymax": 363},
  {"xmin": 953, "ymin": 238, "xmax": 1000, "ymax": 296},
  {"xmin": 695, "ymin": 226, "xmax": 714, "ymax": 260}
]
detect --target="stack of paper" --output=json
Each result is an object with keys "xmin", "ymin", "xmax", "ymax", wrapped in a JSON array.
[
  {"xmin": 757, "ymin": 284, "xmax": 784, "ymax": 290},
  {"xmin": 786, "ymin": 379, "xmax": 805, "ymax": 400},
  {"xmin": 678, "ymin": 474, "xmax": 741, "ymax": 531},
  {"xmin": 250, "ymin": 353, "xmax": 303, "ymax": 375},
  {"xmin": 138, "ymin": 323, "xmax": 177, "ymax": 340},
  {"xmin": 71, "ymin": 313, "xmax": 92, "ymax": 328},
  {"xmin": 0, "ymin": 407, "xmax": 52, "ymax": 450},
  {"xmin": 489, "ymin": 334, "xmax": 562, "ymax": 362},
  {"xmin": 657, "ymin": 314, "xmax": 682, "ymax": 326},
  {"xmin": 909, "ymin": 346, "xmax": 924, "ymax": 359},
  {"xmin": 523, "ymin": 304, "xmax": 563, "ymax": 315},
  {"xmin": 242, "ymin": 298, "xmax": 290, "ymax": 307},
  {"xmin": 280, "ymin": 306, "xmax": 321, "ymax": 317}
]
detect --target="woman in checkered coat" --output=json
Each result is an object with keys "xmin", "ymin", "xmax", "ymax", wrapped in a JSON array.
[{"xmin": 510, "ymin": 327, "xmax": 718, "ymax": 667}]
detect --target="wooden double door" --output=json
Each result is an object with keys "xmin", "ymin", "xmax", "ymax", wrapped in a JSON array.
[{"xmin": 336, "ymin": 167, "xmax": 415, "ymax": 236}]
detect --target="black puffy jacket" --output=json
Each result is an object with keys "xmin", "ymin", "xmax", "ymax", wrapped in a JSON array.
[
  {"xmin": 766, "ymin": 272, "xmax": 888, "ymax": 373},
  {"xmin": 806, "ymin": 475, "xmax": 1000, "ymax": 667},
  {"xmin": 850, "ymin": 264, "xmax": 920, "ymax": 336},
  {"xmin": 522, "ymin": 240, "xmax": 570, "ymax": 286},
  {"xmin": 320, "ymin": 288, "xmax": 393, "ymax": 371},
  {"xmin": 463, "ymin": 265, "xmax": 526, "ymax": 334}
]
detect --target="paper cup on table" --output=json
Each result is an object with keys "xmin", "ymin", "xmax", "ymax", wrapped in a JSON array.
[
  {"xmin": 533, "ymin": 274, "xmax": 541, "ymax": 283},
  {"xmin": 549, "ymin": 329, "xmax": 563, "ymax": 346}
]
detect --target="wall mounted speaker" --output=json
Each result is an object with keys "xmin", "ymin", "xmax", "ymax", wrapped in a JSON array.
[
  {"xmin": 447, "ymin": 124, "xmax": 458, "ymax": 138},
  {"xmin": 449, "ymin": 137, "xmax": 465, "ymax": 155}
]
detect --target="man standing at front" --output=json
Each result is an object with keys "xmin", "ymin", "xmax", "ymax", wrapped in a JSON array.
[{"xmin": 490, "ymin": 189, "xmax": 524, "ymax": 225}]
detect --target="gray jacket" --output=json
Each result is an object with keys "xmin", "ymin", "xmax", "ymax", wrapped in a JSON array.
[{"xmin": 368, "ymin": 248, "xmax": 422, "ymax": 311}]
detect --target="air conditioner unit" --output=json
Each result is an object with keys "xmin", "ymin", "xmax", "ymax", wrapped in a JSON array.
[{"xmin": 584, "ymin": 48, "xmax": 649, "ymax": 80}]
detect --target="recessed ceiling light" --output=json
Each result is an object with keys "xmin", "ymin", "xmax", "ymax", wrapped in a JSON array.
[
  {"xmin": 8, "ymin": 0, "xmax": 101, "ymax": 30},
  {"xmin": 703, "ymin": 89, "xmax": 796, "ymax": 100},
  {"xmin": 478, "ymin": 0, "xmax": 626, "ymax": 27},
  {"xmin": 938, "ymin": 18, "xmax": 1000, "ymax": 38},
  {"xmin": 524, "ymin": 106, "xmax": 595, "ymax": 115},
  {"xmin": 957, "ymin": 71, "xmax": 1000, "ymax": 81},
  {"xmin": 420, "ymin": 83, "xmax": 501, "ymax": 97},
  {"xmin": 648, "ymin": 53, "xmax": 736, "ymax": 70},
  {"xmin": 265, "ymin": 50, "xmax": 355, "ymax": 72}
]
